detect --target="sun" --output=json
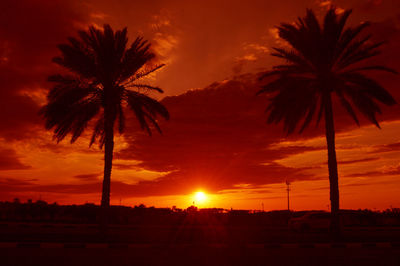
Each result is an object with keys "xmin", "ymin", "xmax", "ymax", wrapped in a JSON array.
[{"xmin": 194, "ymin": 191, "xmax": 207, "ymax": 204}]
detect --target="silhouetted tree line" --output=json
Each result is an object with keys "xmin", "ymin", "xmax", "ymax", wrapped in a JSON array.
[{"xmin": 1, "ymin": 200, "xmax": 399, "ymax": 227}]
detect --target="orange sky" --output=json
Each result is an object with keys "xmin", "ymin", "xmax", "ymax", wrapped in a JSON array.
[{"xmin": 1, "ymin": 0, "xmax": 400, "ymax": 210}]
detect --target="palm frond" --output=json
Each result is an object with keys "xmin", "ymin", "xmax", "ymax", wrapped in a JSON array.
[
  {"xmin": 335, "ymin": 89, "xmax": 360, "ymax": 126},
  {"xmin": 342, "ymin": 85, "xmax": 382, "ymax": 128},
  {"xmin": 333, "ymin": 22, "xmax": 371, "ymax": 63},
  {"xmin": 340, "ymin": 72, "xmax": 397, "ymax": 105},
  {"xmin": 264, "ymin": 78, "xmax": 317, "ymax": 134},
  {"xmin": 125, "ymin": 90, "xmax": 169, "ymax": 135},
  {"xmin": 257, "ymin": 76, "xmax": 313, "ymax": 95},
  {"xmin": 133, "ymin": 64, "xmax": 165, "ymax": 81},
  {"xmin": 89, "ymin": 114, "xmax": 105, "ymax": 148},
  {"xmin": 322, "ymin": 8, "xmax": 352, "ymax": 65},
  {"xmin": 42, "ymin": 99, "xmax": 101, "ymax": 143},
  {"xmin": 277, "ymin": 9, "xmax": 323, "ymax": 67},
  {"xmin": 117, "ymin": 103, "xmax": 125, "ymax": 134},
  {"xmin": 339, "ymin": 41, "xmax": 384, "ymax": 69},
  {"xmin": 299, "ymin": 94, "xmax": 318, "ymax": 133},
  {"xmin": 315, "ymin": 98, "xmax": 325, "ymax": 127},
  {"xmin": 46, "ymin": 74, "xmax": 100, "ymax": 104},
  {"xmin": 52, "ymin": 39, "xmax": 97, "ymax": 79},
  {"xmin": 126, "ymin": 84, "xmax": 164, "ymax": 93},
  {"xmin": 119, "ymin": 37, "xmax": 155, "ymax": 82},
  {"xmin": 269, "ymin": 48, "xmax": 314, "ymax": 72},
  {"xmin": 345, "ymin": 65, "xmax": 398, "ymax": 74}
]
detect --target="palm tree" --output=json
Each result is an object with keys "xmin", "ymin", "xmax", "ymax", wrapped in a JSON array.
[
  {"xmin": 40, "ymin": 25, "xmax": 169, "ymax": 208},
  {"xmin": 257, "ymin": 8, "xmax": 397, "ymax": 234}
]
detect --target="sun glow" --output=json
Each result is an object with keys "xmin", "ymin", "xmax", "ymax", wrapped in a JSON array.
[{"xmin": 194, "ymin": 191, "xmax": 207, "ymax": 205}]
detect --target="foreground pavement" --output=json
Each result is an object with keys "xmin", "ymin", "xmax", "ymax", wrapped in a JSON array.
[
  {"xmin": 0, "ymin": 244, "xmax": 399, "ymax": 266},
  {"xmin": 2, "ymin": 223, "xmax": 400, "ymax": 265}
]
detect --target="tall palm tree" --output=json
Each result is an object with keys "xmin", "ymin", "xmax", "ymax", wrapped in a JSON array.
[
  {"xmin": 257, "ymin": 8, "xmax": 397, "ymax": 234},
  {"xmin": 40, "ymin": 25, "xmax": 169, "ymax": 207}
]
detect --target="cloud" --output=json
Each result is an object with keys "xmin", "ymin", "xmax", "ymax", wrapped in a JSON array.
[
  {"xmin": 360, "ymin": 0, "xmax": 384, "ymax": 11},
  {"xmin": 0, "ymin": 148, "xmax": 31, "ymax": 170},
  {"xmin": 0, "ymin": 0, "xmax": 90, "ymax": 140},
  {"xmin": 0, "ymin": 179, "xmax": 99, "ymax": 195},
  {"xmin": 338, "ymin": 157, "xmax": 380, "ymax": 165},
  {"xmin": 0, "ymin": 178, "xmax": 36, "ymax": 186},
  {"xmin": 113, "ymin": 163, "xmax": 140, "ymax": 170},
  {"xmin": 114, "ymin": 59, "xmax": 400, "ymax": 197},
  {"xmin": 73, "ymin": 173, "xmax": 100, "ymax": 181},
  {"xmin": 370, "ymin": 142, "xmax": 400, "ymax": 154},
  {"xmin": 113, "ymin": 76, "xmax": 326, "ymax": 196},
  {"xmin": 346, "ymin": 165, "xmax": 400, "ymax": 178}
]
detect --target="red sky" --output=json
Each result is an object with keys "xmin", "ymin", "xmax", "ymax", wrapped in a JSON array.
[{"xmin": 1, "ymin": 0, "xmax": 400, "ymax": 210}]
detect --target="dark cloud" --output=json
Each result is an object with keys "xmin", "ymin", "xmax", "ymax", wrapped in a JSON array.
[
  {"xmin": 357, "ymin": 0, "xmax": 400, "ymax": 14},
  {"xmin": 113, "ymin": 163, "xmax": 140, "ymax": 170},
  {"xmin": 73, "ymin": 173, "xmax": 100, "ymax": 181},
  {"xmin": 0, "ymin": 178, "xmax": 36, "ymax": 186},
  {"xmin": 115, "ymin": 58, "xmax": 399, "ymax": 197},
  {"xmin": 118, "ymin": 164, "xmax": 315, "ymax": 197},
  {"xmin": 0, "ymin": 0, "xmax": 90, "ymax": 140},
  {"xmin": 114, "ymin": 76, "xmax": 325, "ymax": 196},
  {"xmin": 0, "ymin": 148, "xmax": 30, "ymax": 170},
  {"xmin": 0, "ymin": 179, "xmax": 99, "ymax": 195},
  {"xmin": 346, "ymin": 165, "xmax": 400, "ymax": 178},
  {"xmin": 368, "ymin": 142, "xmax": 400, "ymax": 154},
  {"xmin": 0, "ymin": 177, "xmax": 38, "ymax": 199},
  {"xmin": 338, "ymin": 157, "xmax": 380, "ymax": 165}
]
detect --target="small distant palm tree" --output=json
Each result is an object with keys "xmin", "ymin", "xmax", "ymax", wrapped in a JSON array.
[
  {"xmin": 257, "ymin": 8, "xmax": 397, "ymax": 234},
  {"xmin": 40, "ymin": 25, "xmax": 169, "ymax": 207}
]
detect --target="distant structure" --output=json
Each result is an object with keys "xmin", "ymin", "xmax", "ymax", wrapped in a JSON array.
[{"xmin": 286, "ymin": 180, "xmax": 291, "ymax": 211}]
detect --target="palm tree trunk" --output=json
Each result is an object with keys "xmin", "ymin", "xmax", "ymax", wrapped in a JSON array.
[
  {"xmin": 101, "ymin": 123, "xmax": 114, "ymax": 207},
  {"xmin": 99, "ymin": 105, "xmax": 115, "ymax": 232},
  {"xmin": 101, "ymin": 111, "xmax": 115, "ymax": 207},
  {"xmin": 324, "ymin": 92, "xmax": 340, "ymax": 237}
]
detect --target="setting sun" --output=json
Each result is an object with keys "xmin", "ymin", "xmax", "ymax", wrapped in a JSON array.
[{"xmin": 194, "ymin": 191, "xmax": 207, "ymax": 205}]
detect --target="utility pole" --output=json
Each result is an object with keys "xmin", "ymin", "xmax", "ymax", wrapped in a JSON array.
[{"xmin": 286, "ymin": 180, "xmax": 291, "ymax": 211}]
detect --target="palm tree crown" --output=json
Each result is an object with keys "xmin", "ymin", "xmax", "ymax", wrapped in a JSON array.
[
  {"xmin": 258, "ymin": 8, "xmax": 396, "ymax": 133},
  {"xmin": 257, "ymin": 8, "xmax": 397, "ymax": 235},
  {"xmin": 40, "ymin": 25, "xmax": 169, "ymax": 207}
]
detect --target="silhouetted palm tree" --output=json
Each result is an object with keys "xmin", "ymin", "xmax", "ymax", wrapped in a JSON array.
[
  {"xmin": 40, "ymin": 25, "xmax": 169, "ymax": 207},
  {"xmin": 258, "ymin": 8, "xmax": 397, "ymax": 234}
]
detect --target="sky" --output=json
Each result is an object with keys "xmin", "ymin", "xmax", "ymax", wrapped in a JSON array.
[{"xmin": 1, "ymin": 0, "xmax": 400, "ymax": 210}]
